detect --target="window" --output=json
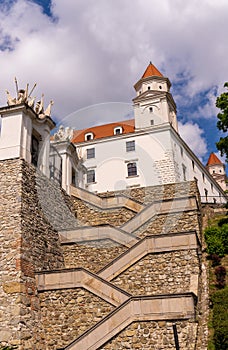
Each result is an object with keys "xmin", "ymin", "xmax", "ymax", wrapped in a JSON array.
[
  {"xmin": 31, "ymin": 134, "xmax": 39, "ymax": 166},
  {"xmin": 126, "ymin": 140, "xmax": 135, "ymax": 152},
  {"xmin": 182, "ymin": 164, "xmax": 187, "ymax": 181},
  {"xmin": 204, "ymin": 188, "xmax": 208, "ymax": 202},
  {"xmin": 87, "ymin": 169, "xmax": 95, "ymax": 183},
  {"xmin": 159, "ymin": 85, "xmax": 162, "ymax": 89},
  {"xmin": 202, "ymin": 173, "xmax": 205, "ymax": 182},
  {"xmin": 85, "ymin": 132, "xmax": 94, "ymax": 141},
  {"xmin": 150, "ymin": 120, "xmax": 154, "ymax": 126},
  {"xmin": 192, "ymin": 160, "xmax": 195, "ymax": 170},
  {"xmin": 148, "ymin": 86, "xmax": 151, "ymax": 90},
  {"xmin": 114, "ymin": 126, "xmax": 123, "ymax": 135},
  {"xmin": 72, "ymin": 168, "xmax": 77, "ymax": 185},
  {"xmin": 127, "ymin": 162, "xmax": 137, "ymax": 177},
  {"xmin": 149, "ymin": 107, "xmax": 153, "ymax": 113},
  {"xmin": 86, "ymin": 148, "xmax": 95, "ymax": 159},
  {"xmin": 180, "ymin": 147, "xmax": 183, "ymax": 157},
  {"xmin": 211, "ymin": 183, "xmax": 213, "ymax": 192}
]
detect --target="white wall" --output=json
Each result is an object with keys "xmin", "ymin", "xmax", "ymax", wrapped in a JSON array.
[
  {"xmin": 75, "ymin": 124, "xmax": 226, "ymax": 203},
  {"xmin": 77, "ymin": 125, "xmax": 176, "ymax": 193}
]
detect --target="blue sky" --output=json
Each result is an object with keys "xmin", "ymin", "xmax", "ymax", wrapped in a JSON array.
[{"xmin": 0, "ymin": 0, "xmax": 227, "ymax": 168}]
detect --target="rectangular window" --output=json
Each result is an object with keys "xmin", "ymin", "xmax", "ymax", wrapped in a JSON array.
[
  {"xmin": 87, "ymin": 169, "xmax": 95, "ymax": 183},
  {"xmin": 87, "ymin": 148, "xmax": 95, "ymax": 159},
  {"xmin": 126, "ymin": 140, "xmax": 135, "ymax": 152},
  {"xmin": 31, "ymin": 134, "xmax": 39, "ymax": 166},
  {"xmin": 182, "ymin": 164, "xmax": 187, "ymax": 181},
  {"xmin": 127, "ymin": 162, "xmax": 137, "ymax": 176},
  {"xmin": 202, "ymin": 173, "xmax": 205, "ymax": 182}
]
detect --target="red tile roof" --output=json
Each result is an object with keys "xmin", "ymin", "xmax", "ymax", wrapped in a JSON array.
[
  {"xmin": 72, "ymin": 119, "xmax": 135, "ymax": 143},
  {"xmin": 206, "ymin": 152, "xmax": 223, "ymax": 166},
  {"xmin": 142, "ymin": 62, "xmax": 163, "ymax": 78}
]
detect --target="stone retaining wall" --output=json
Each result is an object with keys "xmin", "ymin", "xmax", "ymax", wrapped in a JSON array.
[
  {"xmin": 135, "ymin": 210, "xmax": 201, "ymax": 238},
  {"xmin": 35, "ymin": 169, "xmax": 78, "ymax": 231},
  {"xmin": 111, "ymin": 250, "xmax": 199, "ymax": 295},
  {"xmin": 39, "ymin": 288, "xmax": 114, "ymax": 349},
  {"xmin": 71, "ymin": 197, "xmax": 136, "ymax": 226},
  {"xmin": 63, "ymin": 240, "xmax": 127, "ymax": 272},
  {"xmin": 99, "ymin": 320, "xmax": 198, "ymax": 350},
  {"xmin": 99, "ymin": 181, "xmax": 200, "ymax": 204}
]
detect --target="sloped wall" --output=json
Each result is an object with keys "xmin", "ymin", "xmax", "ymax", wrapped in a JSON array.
[{"xmin": 39, "ymin": 288, "xmax": 114, "ymax": 349}]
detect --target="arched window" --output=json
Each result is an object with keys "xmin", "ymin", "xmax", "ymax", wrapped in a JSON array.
[
  {"xmin": 85, "ymin": 132, "xmax": 94, "ymax": 141},
  {"xmin": 114, "ymin": 126, "xmax": 123, "ymax": 135}
]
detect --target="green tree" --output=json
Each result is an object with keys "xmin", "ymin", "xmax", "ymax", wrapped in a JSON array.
[{"xmin": 216, "ymin": 82, "xmax": 228, "ymax": 162}]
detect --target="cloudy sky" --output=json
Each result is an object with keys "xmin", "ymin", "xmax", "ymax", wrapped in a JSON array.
[{"xmin": 0, "ymin": 0, "xmax": 227, "ymax": 166}]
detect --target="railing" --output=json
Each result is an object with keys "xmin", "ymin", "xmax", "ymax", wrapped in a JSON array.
[{"xmin": 200, "ymin": 195, "xmax": 227, "ymax": 204}]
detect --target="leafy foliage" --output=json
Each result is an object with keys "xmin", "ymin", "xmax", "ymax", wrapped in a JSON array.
[
  {"xmin": 0, "ymin": 345, "xmax": 18, "ymax": 350},
  {"xmin": 211, "ymin": 288, "xmax": 228, "ymax": 350},
  {"xmin": 204, "ymin": 226, "xmax": 225, "ymax": 257},
  {"xmin": 216, "ymin": 82, "xmax": 228, "ymax": 161},
  {"xmin": 220, "ymin": 224, "xmax": 228, "ymax": 254}
]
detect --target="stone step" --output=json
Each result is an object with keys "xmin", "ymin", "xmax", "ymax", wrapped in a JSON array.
[
  {"xmin": 59, "ymin": 225, "xmax": 139, "ymax": 248},
  {"xmin": 36, "ymin": 268, "xmax": 130, "ymax": 307},
  {"xmin": 63, "ymin": 293, "xmax": 196, "ymax": 350},
  {"xmin": 121, "ymin": 195, "xmax": 198, "ymax": 233},
  {"xmin": 98, "ymin": 231, "xmax": 199, "ymax": 281},
  {"xmin": 70, "ymin": 184, "xmax": 144, "ymax": 212}
]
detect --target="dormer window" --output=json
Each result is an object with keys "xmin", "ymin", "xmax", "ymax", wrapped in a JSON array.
[
  {"xmin": 114, "ymin": 126, "xmax": 123, "ymax": 135},
  {"xmin": 85, "ymin": 132, "xmax": 94, "ymax": 141}
]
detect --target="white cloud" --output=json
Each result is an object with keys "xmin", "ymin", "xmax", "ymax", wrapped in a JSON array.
[
  {"xmin": 0, "ymin": 0, "xmax": 228, "ymax": 129},
  {"xmin": 179, "ymin": 122, "xmax": 208, "ymax": 161}
]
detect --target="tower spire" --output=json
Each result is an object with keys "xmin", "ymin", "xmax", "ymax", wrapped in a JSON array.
[{"xmin": 141, "ymin": 62, "xmax": 163, "ymax": 78}]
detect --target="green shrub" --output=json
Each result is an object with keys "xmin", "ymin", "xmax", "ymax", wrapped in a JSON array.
[
  {"xmin": 0, "ymin": 346, "xmax": 17, "ymax": 350},
  {"xmin": 220, "ymin": 223, "xmax": 228, "ymax": 254},
  {"xmin": 204, "ymin": 226, "xmax": 225, "ymax": 257},
  {"xmin": 211, "ymin": 288, "xmax": 228, "ymax": 350}
]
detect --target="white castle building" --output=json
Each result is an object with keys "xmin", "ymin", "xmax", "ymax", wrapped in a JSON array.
[{"xmin": 52, "ymin": 62, "xmax": 226, "ymax": 203}]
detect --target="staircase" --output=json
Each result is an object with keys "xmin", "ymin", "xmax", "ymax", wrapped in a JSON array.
[{"xmin": 36, "ymin": 182, "xmax": 202, "ymax": 350}]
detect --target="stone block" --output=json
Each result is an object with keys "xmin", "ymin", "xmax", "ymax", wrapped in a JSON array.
[{"xmin": 3, "ymin": 282, "xmax": 26, "ymax": 294}]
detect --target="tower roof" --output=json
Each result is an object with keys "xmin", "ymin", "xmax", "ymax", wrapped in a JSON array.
[
  {"xmin": 141, "ymin": 62, "xmax": 163, "ymax": 78},
  {"xmin": 206, "ymin": 152, "xmax": 223, "ymax": 166}
]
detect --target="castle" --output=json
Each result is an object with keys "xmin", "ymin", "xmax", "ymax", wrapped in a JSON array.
[{"xmin": 0, "ymin": 64, "xmax": 227, "ymax": 349}]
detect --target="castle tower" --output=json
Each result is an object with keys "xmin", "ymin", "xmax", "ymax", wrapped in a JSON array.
[
  {"xmin": 206, "ymin": 152, "xmax": 227, "ymax": 191},
  {"xmin": 133, "ymin": 62, "xmax": 178, "ymax": 132}
]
